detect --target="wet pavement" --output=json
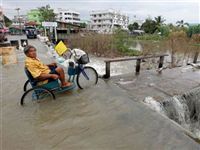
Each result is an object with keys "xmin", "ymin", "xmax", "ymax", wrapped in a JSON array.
[
  {"xmin": 112, "ymin": 67, "xmax": 200, "ymax": 102},
  {"xmin": 1, "ymin": 36, "xmax": 200, "ymax": 149}
]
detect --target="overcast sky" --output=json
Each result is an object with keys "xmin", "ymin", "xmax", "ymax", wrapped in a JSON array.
[{"xmin": 1, "ymin": 0, "xmax": 200, "ymax": 24}]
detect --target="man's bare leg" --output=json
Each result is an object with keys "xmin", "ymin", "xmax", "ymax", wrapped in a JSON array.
[{"xmin": 55, "ymin": 67, "xmax": 71, "ymax": 87}]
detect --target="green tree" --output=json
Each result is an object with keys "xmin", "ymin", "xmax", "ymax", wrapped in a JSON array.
[
  {"xmin": 38, "ymin": 5, "xmax": 56, "ymax": 22},
  {"xmin": 132, "ymin": 22, "xmax": 139, "ymax": 30},
  {"xmin": 154, "ymin": 16, "xmax": 165, "ymax": 28},
  {"xmin": 159, "ymin": 25, "xmax": 170, "ymax": 37},
  {"xmin": 80, "ymin": 22, "xmax": 87, "ymax": 28},
  {"xmin": 154, "ymin": 16, "xmax": 165, "ymax": 33},
  {"xmin": 4, "ymin": 15, "xmax": 12, "ymax": 27},
  {"xmin": 168, "ymin": 23, "xmax": 174, "ymax": 30},
  {"xmin": 187, "ymin": 25, "xmax": 200, "ymax": 37},
  {"xmin": 128, "ymin": 24, "xmax": 134, "ymax": 32},
  {"xmin": 176, "ymin": 20, "xmax": 189, "ymax": 27},
  {"xmin": 141, "ymin": 19, "xmax": 157, "ymax": 34},
  {"xmin": 128, "ymin": 22, "xmax": 139, "ymax": 32}
]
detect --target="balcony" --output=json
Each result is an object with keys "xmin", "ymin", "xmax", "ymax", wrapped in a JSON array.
[{"xmin": 91, "ymin": 21, "xmax": 112, "ymax": 25}]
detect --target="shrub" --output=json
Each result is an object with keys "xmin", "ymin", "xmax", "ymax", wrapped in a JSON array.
[{"xmin": 187, "ymin": 25, "xmax": 200, "ymax": 37}]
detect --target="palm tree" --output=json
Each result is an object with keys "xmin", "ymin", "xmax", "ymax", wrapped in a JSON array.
[
  {"xmin": 154, "ymin": 16, "xmax": 166, "ymax": 27},
  {"xmin": 38, "ymin": 5, "xmax": 56, "ymax": 22},
  {"xmin": 176, "ymin": 20, "xmax": 189, "ymax": 27}
]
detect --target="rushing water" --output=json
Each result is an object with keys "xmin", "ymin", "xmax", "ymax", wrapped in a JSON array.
[{"xmin": 144, "ymin": 87, "xmax": 200, "ymax": 139}]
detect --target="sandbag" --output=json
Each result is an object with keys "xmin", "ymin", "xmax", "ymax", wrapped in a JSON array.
[{"xmin": 1, "ymin": 46, "xmax": 18, "ymax": 65}]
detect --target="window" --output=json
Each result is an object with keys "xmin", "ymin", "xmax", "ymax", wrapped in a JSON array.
[{"xmin": 73, "ymin": 18, "xmax": 80, "ymax": 21}]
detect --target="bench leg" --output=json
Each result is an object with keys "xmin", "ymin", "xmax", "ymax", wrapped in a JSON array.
[
  {"xmin": 104, "ymin": 62, "xmax": 110, "ymax": 78},
  {"xmin": 135, "ymin": 59, "xmax": 141, "ymax": 75},
  {"xmin": 193, "ymin": 52, "xmax": 199, "ymax": 64},
  {"xmin": 158, "ymin": 56, "xmax": 165, "ymax": 73},
  {"xmin": 158, "ymin": 56, "xmax": 164, "ymax": 69}
]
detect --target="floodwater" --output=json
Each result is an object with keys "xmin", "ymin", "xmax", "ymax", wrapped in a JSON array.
[{"xmin": 1, "ymin": 36, "xmax": 200, "ymax": 149}]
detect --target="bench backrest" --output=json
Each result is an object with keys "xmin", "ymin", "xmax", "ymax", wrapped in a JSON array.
[{"xmin": 104, "ymin": 54, "xmax": 169, "ymax": 63}]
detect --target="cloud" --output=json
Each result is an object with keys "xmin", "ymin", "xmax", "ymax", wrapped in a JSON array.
[{"xmin": 2, "ymin": 0, "xmax": 200, "ymax": 23}]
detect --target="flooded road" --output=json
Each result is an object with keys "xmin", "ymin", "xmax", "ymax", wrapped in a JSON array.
[{"xmin": 1, "ymin": 36, "xmax": 200, "ymax": 149}]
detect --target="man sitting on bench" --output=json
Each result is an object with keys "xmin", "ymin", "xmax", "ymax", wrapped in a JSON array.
[{"xmin": 24, "ymin": 45, "xmax": 71, "ymax": 87}]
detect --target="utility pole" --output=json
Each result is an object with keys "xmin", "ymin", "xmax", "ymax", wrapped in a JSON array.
[{"xmin": 15, "ymin": 8, "xmax": 22, "ymax": 35}]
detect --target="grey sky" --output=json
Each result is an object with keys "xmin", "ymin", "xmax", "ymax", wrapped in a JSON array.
[{"xmin": 2, "ymin": 0, "xmax": 200, "ymax": 24}]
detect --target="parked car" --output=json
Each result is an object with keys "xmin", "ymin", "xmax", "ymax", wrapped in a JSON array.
[
  {"xmin": 25, "ymin": 26, "xmax": 37, "ymax": 39},
  {"xmin": 130, "ymin": 30, "xmax": 145, "ymax": 36},
  {"xmin": 0, "ymin": 22, "xmax": 8, "ymax": 42}
]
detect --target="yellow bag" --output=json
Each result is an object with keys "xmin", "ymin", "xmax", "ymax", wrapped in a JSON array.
[{"xmin": 55, "ymin": 41, "xmax": 68, "ymax": 55}]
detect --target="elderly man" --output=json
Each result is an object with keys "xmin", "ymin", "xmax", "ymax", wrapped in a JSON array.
[{"xmin": 24, "ymin": 45, "xmax": 71, "ymax": 87}]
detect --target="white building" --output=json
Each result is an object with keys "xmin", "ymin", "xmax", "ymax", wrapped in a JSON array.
[
  {"xmin": 90, "ymin": 9, "xmax": 129, "ymax": 33},
  {"xmin": 56, "ymin": 8, "xmax": 81, "ymax": 25},
  {"xmin": 12, "ymin": 15, "xmax": 27, "ymax": 27}
]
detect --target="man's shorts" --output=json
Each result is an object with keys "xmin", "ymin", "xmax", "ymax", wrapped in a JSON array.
[
  {"xmin": 48, "ymin": 66, "xmax": 59, "ymax": 82},
  {"xmin": 49, "ymin": 66, "xmax": 59, "ymax": 75}
]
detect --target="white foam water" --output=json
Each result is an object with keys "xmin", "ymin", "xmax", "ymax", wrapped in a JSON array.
[
  {"xmin": 144, "ymin": 87, "xmax": 200, "ymax": 139},
  {"xmin": 143, "ymin": 96, "xmax": 165, "ymax": 114}
]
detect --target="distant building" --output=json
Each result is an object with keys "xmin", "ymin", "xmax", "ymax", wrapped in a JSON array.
[
  {"xmin": 12, "ymin": 15, "xmax": 27, "ymax": 27},
  {"xmin": 27, "ymin": 9, "xmax": 41, "ymax": 24},
  {"xmin": 56, "ymin": 8, "xmax": 81, "ymax": 25},
  {"xmin": 55, "ymin": 21, "xmax": 81, "ymax": 41},
  {"xmin": 90, "ymin": 9, "xmax": 129, "ymax": 33}
]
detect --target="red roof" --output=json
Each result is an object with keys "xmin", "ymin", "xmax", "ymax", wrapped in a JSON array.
[{"xmin": 25, "ymin": 21, "xmax": 38, "ymax": 26}]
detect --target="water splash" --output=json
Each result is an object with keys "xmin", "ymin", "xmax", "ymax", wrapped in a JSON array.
[
  {"xmin": 144, "ymin": 87, "xmax": 200, "ymax": 139},
  {"xmin": 143, "ymin": 96, "xmax": 165, "ymax": 114}
]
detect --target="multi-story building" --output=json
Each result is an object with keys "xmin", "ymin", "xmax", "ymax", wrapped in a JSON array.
[
  {"xmin": 56, "ymin": 8, "xmax": 81, "ymax": 25},
  {"xmin": 12, "ymin": 15, "xmax": 27, "ymax": 27},
  {"xmin": 27, "ymin": 9, "xmax": 42, "ymax": 24},
  {"xmin": 90, "ymin": 9, "xmax": 129, "ymax": 33}
]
